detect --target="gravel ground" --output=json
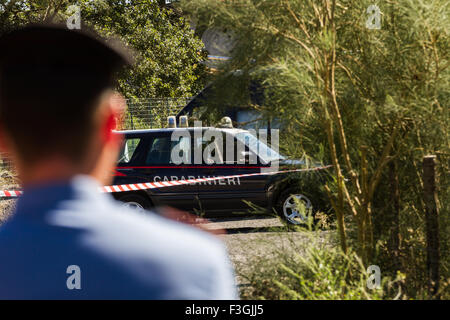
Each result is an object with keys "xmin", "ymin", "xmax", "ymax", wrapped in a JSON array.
[
  {"xmin": 201, "ymin": 216, "xmax": 333, "ymax": 290},
  {"xmin": 0, "ymin": 170, "xmax": 18, "ymax": 224},
  {"xmin": 0, "ymin": 200, "xmax": 15, "ymax": 224}
]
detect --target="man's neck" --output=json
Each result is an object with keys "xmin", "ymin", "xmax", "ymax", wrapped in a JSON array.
[{"xmin": 17, "ymin": 158, "xmax": 93, "ymax": 189}]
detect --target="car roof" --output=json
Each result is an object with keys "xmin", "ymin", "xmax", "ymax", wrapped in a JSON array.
[{"xmin": 114, "ymin": 127, "xmax": 247, "ymax": 135}]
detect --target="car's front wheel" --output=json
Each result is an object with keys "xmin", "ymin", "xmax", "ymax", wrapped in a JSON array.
[
  {"xmin": 118, "ymin": 194, "xmax": 152, "ymax": 213},
  {"xmin": 276, "ymin": 189, "xmax": 314, "ymax": 225}
]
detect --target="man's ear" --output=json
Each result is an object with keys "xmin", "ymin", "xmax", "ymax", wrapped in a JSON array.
[
  {"xmin": 102, "ymin": 112, "xmax": 117, "ymax": 143},
  {"xmin": 100, "ymin": 92, "xmax": 126, "ymax": 144}
]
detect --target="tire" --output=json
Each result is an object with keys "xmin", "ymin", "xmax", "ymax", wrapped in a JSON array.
[
  {"xmin": 276, "ymin": 188, "xmax": 315, "ymax": 225},
  {"xmin": 118, "ymin": 193, "xmax": 152, "ymax": 213}
]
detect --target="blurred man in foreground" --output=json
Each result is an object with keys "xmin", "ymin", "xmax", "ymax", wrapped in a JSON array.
[{"xmin": 0, "ymin": 24, "xmax": 237, "ymax": 299}]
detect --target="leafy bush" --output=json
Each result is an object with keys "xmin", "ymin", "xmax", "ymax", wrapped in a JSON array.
[
  {"xmin": 182, "ymin": 0, "xmax": 449, "ymax": 299},
  {"xmin": 239, "ymin": 231, "xmax": 405, "ymax": 300}
]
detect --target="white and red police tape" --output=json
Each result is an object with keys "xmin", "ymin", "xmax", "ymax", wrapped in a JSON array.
[{"xmin": 0, "ymin": 165, "xmax": 332, "ymax": 199}]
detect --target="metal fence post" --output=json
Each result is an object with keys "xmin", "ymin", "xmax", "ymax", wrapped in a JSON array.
[
  {"xmin": 149, "ymin": 100, "xmax": 153, "ymax": 128},
  {"xmin": 422, "ymin": 155, "xmax": 440, "ymax": 299},
  {"xmin": 129, "ymin": 107, "xmax": 135, "ymax": 130}
]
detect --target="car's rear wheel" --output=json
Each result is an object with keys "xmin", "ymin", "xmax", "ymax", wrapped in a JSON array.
[
  {"xmin": 118, "ymin": 194, "xmax": 152, "ymax": 213},
  {"xmin": 277, "ymin": 189, "xmax": 314, "ymax": 225}
]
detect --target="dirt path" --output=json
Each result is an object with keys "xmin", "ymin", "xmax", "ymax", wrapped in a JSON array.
[
  {"xmin": 201, "ymin": 216, "xmax": 332, "ymax": 290},
  {"xmin": 0, "ymin": 170, "xmax": 18, "ymax": 224}
]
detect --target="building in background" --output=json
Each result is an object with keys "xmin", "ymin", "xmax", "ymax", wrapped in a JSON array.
[{"xmin": 178, "ymin": 26, "xmax": 281, "ymax": 130}]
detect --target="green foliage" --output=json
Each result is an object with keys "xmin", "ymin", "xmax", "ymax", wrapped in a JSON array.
[
  {"xmin": 0, "ymin": 0, "xmax": 207, "ymax": 98},
  {"xmin": 239, "ymin": 232, "xmax": 405, "ymax": 300},
  {"xmin": 182, "ymin": 0, "xmax": 449, "ymax": 299}
]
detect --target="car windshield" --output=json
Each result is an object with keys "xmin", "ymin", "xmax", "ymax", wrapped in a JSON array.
[{"xmin": 234, "ymin": 131, "xmax": 285, "ymax": 163}]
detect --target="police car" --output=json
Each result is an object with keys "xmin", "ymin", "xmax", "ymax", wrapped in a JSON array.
[{"xmin": 112, "ymin": 118, "xmax": 331, "ymax": 224}]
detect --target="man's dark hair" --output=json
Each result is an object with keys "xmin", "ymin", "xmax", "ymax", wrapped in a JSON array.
[{"xmin": 0, "ymin": 24, "xmax": 132, "ymax": 163}]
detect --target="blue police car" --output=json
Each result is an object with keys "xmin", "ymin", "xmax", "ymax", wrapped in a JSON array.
[{"xmin": 112, "ymin": 124, "xmax": 331, "ymax": 224}]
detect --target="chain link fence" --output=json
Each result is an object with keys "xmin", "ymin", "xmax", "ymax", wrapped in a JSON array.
[
  {"xmin": 0, "ymin": 156, "xmax": 11, "ymax": 171},
  {"xmin": 119, "ymin": 97, "xmax": 192, "ymax": 130},
  {"xmin": 0, "ymin": 98, "xmax": 192, "ymax": 170}
]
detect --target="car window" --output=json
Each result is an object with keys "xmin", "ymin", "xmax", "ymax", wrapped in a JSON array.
[
  {"xmin": 146, "ymin": 135, "xmax": 191, "ymax": 165},
  {"xmin": 222, "ymin": 132, "xmax": 245, "ymax": 164},
  {"xmin": 234, "ymin": 131, "xmax": 284, "ymax": 163},
  {"xmin": 210, "ymin": 131, "xmax": 258, "ymax": 165},
  {"xmin": 118, "ymin": 138, "xmax": 142, "ymax": 164},
  {"xmin": 196, "ymin": 130, "xmax": 224, "ymax": 165}
]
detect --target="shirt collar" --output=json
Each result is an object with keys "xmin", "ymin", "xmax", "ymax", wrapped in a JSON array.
[{"xmin": 14, "ymin": 175, "xmax": 104, "ymax": 219}]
